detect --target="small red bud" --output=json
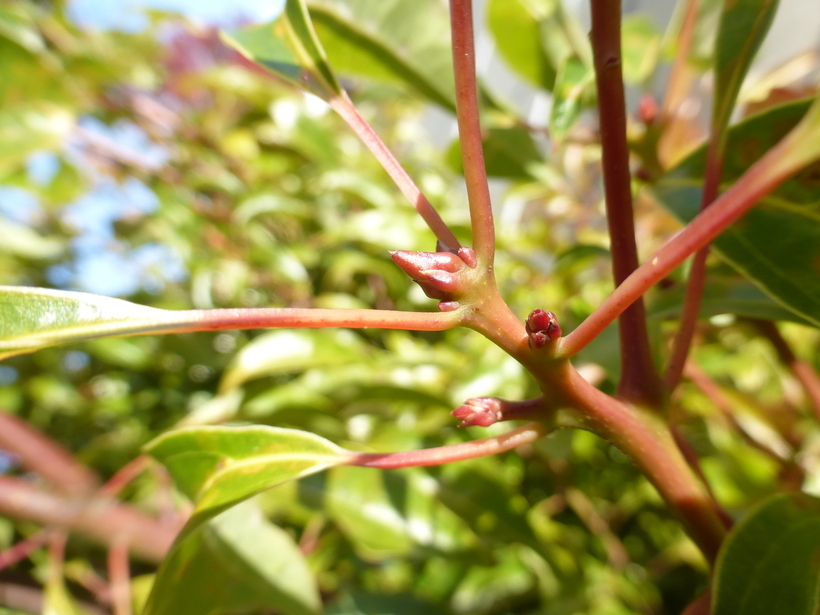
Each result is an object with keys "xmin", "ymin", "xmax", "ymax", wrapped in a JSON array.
[
  {"xmin": 438, "ymin": 300, "xmax": 461, "ymax": 312},
  {"xmin": 526, "ymin": 309, "xmax": 562, "ymax": 349},
  {"xmin": 457, "ymin": 246, "xmax": 478, "ymax": 268},
  {"xmin": 452, "ymin": 397, "xmax": 503, "ymax": 427},
  {"xmin": 390, "ymin": 250, "xmax": 467, "ymax": 300},
  {"xmin": 639, "ymin": 94, "xmax": 658, "ymax": 126}
]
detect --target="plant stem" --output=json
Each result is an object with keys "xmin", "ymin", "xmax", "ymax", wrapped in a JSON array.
[
  {"xmin": 0, "ymin": 530, "xmax": 51, "ymax": 571},
  {"xmin": 752, "ymin": 319, "xmax": 820, "ymax": 422},
  {"xmin": 553, "ymin": 364, "xmax": 726, "ymax": 563},
  {"xmin": 558, "ymin": 115, "xmax": 820, "ymax": 358},
  {"xmin": 449, "ymin": 0, "xmax": 496, "ymax": 266},
  {"xmin": 0, "ymin": 476, "xmax": 177, "ymax": 563},
  {"xmin": 108, "ymin": 540, "xmax": 132, "ymax": 615},
  {"xmin": 348, "ymin": 423, "xmax": 548, "ymax": 469},
  {"xmin": 328, "ymin": 93, "xmax": 460, "ymax": 249},
  {"xmin": 0, "ymin": 412, "xmax": 99, "ymax": 496},
  {"xmin": 664, "ymin": 138, "xmax": 725, "ymax": 391},
  {"xmin": 589, "ymin": 0, "xmax": 664, "ymax": 406}
]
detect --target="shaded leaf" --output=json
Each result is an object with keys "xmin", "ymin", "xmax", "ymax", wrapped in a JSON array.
[
  {"xmin": 712, "ymin": 0, "xmax": 779, "ymax": 138},
  {"xmin": 144, "ymin": 501, "xmax": 321, "ymax": 615},
  {"xmin": 222, "ymin": 0, "xmax": 342, "ymax": 101},
  {"xmin": 145, "ymin": 425, "xmax": 351, "ymax": 536},
  {"xmin": 327, "ymin": 590, "xmax": 446, "ymax": 615},
  {"xmin": 308, "ymin": 0, "xmax": 456, "ymax": 111},
  {"xmin": 653, "ymin": 99, "xmax": 820, "ymax": 327},
  {"xmin": 648, "ymin": 272, "xmax": 813, "ymax": 325},
  {"xmin": 712, "ymin": 492, "xmax": 820, "ymax": 615}
]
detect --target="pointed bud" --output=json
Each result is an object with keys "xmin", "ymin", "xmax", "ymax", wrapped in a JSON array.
[
  {"xmin": 390, "ymin": 250, "xmax": 468, "ymax": 299},
  {"xmin": 457, "ymin": 247, "xmax": 478, "ymax": 268},
  {"xmin": 452, "ymin": 397, "xmax": 503, "ymax": 427},
  {"xmin": 526, "ymin": 309, "xmax": 562, "ymax": 349}
]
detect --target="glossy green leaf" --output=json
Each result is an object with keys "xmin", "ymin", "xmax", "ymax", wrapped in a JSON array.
[
  {"xmin": 144, "ymin": 501, "xmax": 321, "ymax": 615},
  {"xmin": 549, "ymin": 57, "xmax": 594, "ymax": 139},
  {"xmin": 0, "ymin": 286, "xmax": 187, "ymax": 360},
  {"xmin": 712, "ymin": 0, "xmax": 779, "ymax": 138},
  {"xmin": 712, "ymin": 492, "xmax": 820, "ymax": 615},
  {"xmin": 487, "ymin": 0, "xmax": 558, "ymax": 90},
  {"xmin": 653, "ymin": 99, "xmax": 820, "ymax": 327},
  {"xmin": 648, "ymin": 272, "xmax": 813, "ymax": 325},
  {"xmin": 308, "ymin": 0, "xmax": 456, "ymax": 111},
  {"xmin": 222, "ymin": 0, "xmax": 342, "ymax": 101},
  {"xmin": 145, "ymin": 425, "xmax": 350, "ymax": 535},
  {"xmin": 322, "ymin": 466, "xmax": 480, "ymax": 560}
]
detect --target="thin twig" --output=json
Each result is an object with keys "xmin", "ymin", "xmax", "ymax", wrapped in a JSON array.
[
  {"xmin": 449, "ymin": 0, "xmax": 496, "ymax": 265},
  {"xmin": 0, "ymin": 530, "xmax": 51, "ymax": 571},
  {"xmin": 348, "ymin": 423, "xmax": 548, "ymax": 469},
  {"xmin": 589, "ymin": 0, "xmax": 664, "ymax": 406},
  {"xmin": 108, "ymin": 540, "xmax": 132, "ymax": 615},
  {"xmin": 328, "ymin": 94, "xmax": 460, "ymax": 249}
]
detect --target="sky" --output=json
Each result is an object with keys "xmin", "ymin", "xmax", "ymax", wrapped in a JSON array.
[{"xmin": 68, "ymin": 0, "xmax": 284, "ymax": 31}]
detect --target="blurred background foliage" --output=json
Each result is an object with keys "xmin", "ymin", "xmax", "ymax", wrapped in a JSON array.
[{"xmin": 0, "ymin": 0, "xmax": 819, "ymax": 614}]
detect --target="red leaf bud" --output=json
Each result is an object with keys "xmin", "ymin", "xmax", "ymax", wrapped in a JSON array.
[
  {"xmin": 525, "ymin": 309, "xmax": 562, "ymax": 349},
  {"xmin": 451, "ymin": 397, "xmax": 503, "ymax": 427}
]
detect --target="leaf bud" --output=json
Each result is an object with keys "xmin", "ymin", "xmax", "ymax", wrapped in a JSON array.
[
  {"xmin": 451, "ymin": 397, "xmax": 503, "ymax": 427},
  {"xmin": 525, "ymin": 309, "xmax": 562, "ymax": 349}
]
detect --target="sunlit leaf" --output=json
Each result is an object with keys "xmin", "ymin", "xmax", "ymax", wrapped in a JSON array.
[
  {"xmin": 144, "ymin": 501, "xmax": 321, "ymax": 615},
  {"xmin": 145, "ymin": 425, "xmax": 351, "ymax": 536},
  {"xmin": 320, "ymin": 466, "xmax": 480, "ymax": 559},
  {"xmin": 621, "ymin": 14, "xmax": 662, "ymax": 84},
  {"xmin": 486, "ymin": 0, "xmax": 558, "ymax": 90},
  {"xmin": 712, "ymin": 493, "xmax": 820, "ymax": 615},
  {"xmin": 308, "ymin": 0, "xmax": 456, "ymax": 111},
  {"xmin": 653, "ymin": 99, "xmax": 820, "ymax": 327},
  {"xmin": 222, "ymin": 0, "xmax": 342, "ymax": 101},
  {"xmin": 0, "ymin": 286, "xmax": 186, "ymax": 360}
]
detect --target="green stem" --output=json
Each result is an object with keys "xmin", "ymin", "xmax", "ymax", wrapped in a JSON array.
[
  {"xmin": 589, "ymin": 0, "xmax": 664, "ymax": 407},
  {"xmin": 449, "ymin": 0, "xmax": 496, "ymax": 266}
]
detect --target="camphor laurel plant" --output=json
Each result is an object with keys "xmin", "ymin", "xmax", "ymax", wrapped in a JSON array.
[{"xmin": 1, "ymin": 0, "xmax": 820, "ymax": 613}]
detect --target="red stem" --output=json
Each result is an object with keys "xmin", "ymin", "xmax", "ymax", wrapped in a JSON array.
[
  {"xmin": 328, "ymin": 94, "xmax": 460, "ymax": 249},
  {"xmin": 98, "ymin": 455, "xmax": 151, "ymax": 498},
  {"xmin": 558, "ymin": 131, "xmax": 812, "ymax": 358},
  {"xmin": 0, "ymin": 476, "xmax": 177, "ymax": 563},
  {"xmin": 0, "ymin": 412, "xmax": 99, "ymax": 496},
  {"xmin": 108, "ymin": 540, "xmax": 132, "ymax": 615},
  {"xmin": 0, "ymin": 530, "xmax": 51, "ymax": 571},
  {"xmin": 348, "ymin": 423, "xmax": 548, "ymax": 469},
  {"xmin": 589, "ymin": 0, "xmax": 664, "ymax": 406},
  {"xmin": 664, "ymin": 138, "xmax": 725, "ymax": 390},
  {"xmin": 449, "ymin": 0, "xmax": 496, "ymax": 265}
]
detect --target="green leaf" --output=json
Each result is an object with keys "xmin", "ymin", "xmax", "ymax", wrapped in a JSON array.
[
  {"xmin": 549, "ymin": 57, "xmax": 594, "ymax": 139},
  {"xmin": 320, "ymin": 466, "xmax": 480, "ymax": 560},
  {"xmin": 308, "ymin": 0, "xmax": 456, "ymax": 111},
  {"xmin": 144, "ymin": 501, "xmax": 321, "ymax": 615},
  {"xmin": 145, "ymin": 425, "xmax": 350, "ymax": 536},
  {"xmin": 648, "ymin": 272, "xmax": 814, "ymax": 325},
  {"xmin": 653, "ymin": 99, "xmax": 820, "ymax": 328},
  {"xmin": 621, "ymin": 14, "xmax": 662, "ymax": 84},
  {"xmin": 0, "ymin": 286, "xmax": 186, "ymax": 360},
  {"xmin": 222, "ymin": 0, "xmax": 342, "ymax": 101},
  {"xmin": 218, "ymin": 329, "xmax": 371, "ymax": 393},
  {"xmin": 712, "ymin": 492, "xmax": 820, "ymax": 615},
  {"xmin": 486, "ymin": 0, "xmax": 559, "ymax": 90},
  {"xmin": 712, "ymin": 0, "xmax": 779, "ymax": 138}
]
